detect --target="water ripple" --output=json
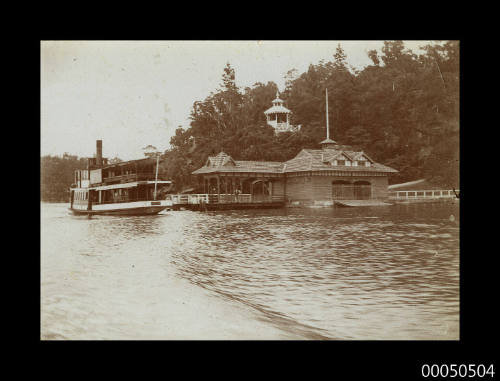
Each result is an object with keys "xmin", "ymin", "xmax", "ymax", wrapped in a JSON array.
[{"xmin": 41, "ymin": 202, "xmax": 459, "ymax": 340}]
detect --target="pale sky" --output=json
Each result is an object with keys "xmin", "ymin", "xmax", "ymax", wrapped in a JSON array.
[{"xmin": 41, "ymin": 40, "xmax": 435, "ymax": 160}]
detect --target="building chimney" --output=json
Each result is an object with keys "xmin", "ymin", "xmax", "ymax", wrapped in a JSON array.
[{"xmin": 96, "ymin": 140, "xmax": 103, "ymax": 167}]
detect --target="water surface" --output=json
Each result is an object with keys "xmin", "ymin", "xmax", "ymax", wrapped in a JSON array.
[{"xmin": 41, "ymin": 202, "xmax": 459, "ymax": 340}]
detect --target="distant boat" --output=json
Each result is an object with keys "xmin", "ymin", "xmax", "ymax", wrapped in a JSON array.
[{"xmin": 69, "ymin": 140, "xmax": 173, "ymax": 216}]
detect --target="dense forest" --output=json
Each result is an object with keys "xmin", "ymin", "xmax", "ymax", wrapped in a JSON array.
[{"xmin": 41, "ymin": 41, "xmax": 459, "ymax": 201}]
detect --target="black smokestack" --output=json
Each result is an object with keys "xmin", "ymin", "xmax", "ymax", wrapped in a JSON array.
[{"xmin": 96, "ymin": 140, "xmax": 102, "ymax": 167}]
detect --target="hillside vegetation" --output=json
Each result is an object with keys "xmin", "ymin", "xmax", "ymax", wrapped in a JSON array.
[{"xmin": 40, "ymin": 154, "xmax": 88, "ymax": 202}]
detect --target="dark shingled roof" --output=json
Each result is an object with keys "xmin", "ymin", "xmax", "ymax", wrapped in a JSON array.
[
  {"xmin": 192, "ymin": 148, "xmax": 398, "ymax": 175},
  {"xmin": 205, "ymin": 152, "xmax": 234, "ymax": 167},
  {"xmin": 284, "ymin": 149, "xmax": 398, "ymax": 173},
  {"xmin": 193, "ymin": 152, "xmax": 284, "ymax": 174}
]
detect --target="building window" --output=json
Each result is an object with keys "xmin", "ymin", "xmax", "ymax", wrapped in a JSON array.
[
  {"xmin": 358, "ymin": 161, "xmax": 366, "ymax": 166},
  {"xmin": 337, "ymin": 160, "xmax": 345, "ymax": 166}
]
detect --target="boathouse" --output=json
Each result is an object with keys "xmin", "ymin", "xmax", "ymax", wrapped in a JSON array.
[
  {"xmin": 192, "ymin": 139, "xmax": 397, "ymax": 206},
  {"xmin": 191, "ymin": 91, "xmax": 398, "ymax": 206}
]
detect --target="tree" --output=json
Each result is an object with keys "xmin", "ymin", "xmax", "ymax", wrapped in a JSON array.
[
  {"xmin": 333, "ymin": 43, "xmax": 348, "ymax": 71},
  {"xmin": 367, "ymin": 49, "xmax": 380, "ymax": 66}
]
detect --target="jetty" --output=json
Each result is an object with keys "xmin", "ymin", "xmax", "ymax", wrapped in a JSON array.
[
  {"xmin": 388, "ymin": 180, "xmax": 459, "ymax": 203},
  {"xmin": 169, "ymin": 194, "xmax": 285, "ymax": 211}
]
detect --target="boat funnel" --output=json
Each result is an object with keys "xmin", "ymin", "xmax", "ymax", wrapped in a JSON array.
[{"xmin": 96, "ymin": 140, "xmax": 103, "ymax": 167}]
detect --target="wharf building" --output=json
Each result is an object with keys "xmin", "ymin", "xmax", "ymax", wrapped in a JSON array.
[{"xmin": 192, "ymin": 94, "xmax": 398, "ymax": 206}]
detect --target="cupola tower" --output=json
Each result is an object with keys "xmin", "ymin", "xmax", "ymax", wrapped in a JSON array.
[{"xmin": 264, "ymin": 92, "xmax": 298, "ymax": 134}]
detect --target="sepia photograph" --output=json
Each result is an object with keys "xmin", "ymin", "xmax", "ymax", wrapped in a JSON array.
[{"xmin": 40, "ymin": 40, "xmax": 460, "ymax": 341}]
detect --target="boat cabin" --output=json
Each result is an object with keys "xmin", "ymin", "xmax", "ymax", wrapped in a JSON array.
[{"xmin": 70, "ymin": 140, "xmax": 172, "ymax": 211}]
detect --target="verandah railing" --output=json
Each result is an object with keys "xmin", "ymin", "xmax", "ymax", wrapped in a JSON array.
[
  {"xmin": 74, "ymin": 196, "xmax": 164, "ymax": 206},
  {"xmin": 169, "ymin": 194, "xmax": 285, "ymax": 205},
  {"xmin": 102, "ymin": 172, "xmax": 167, "ymax": 184},
  {"xmin": 388, "ymin": 190, "xmax": 459, "ymax": 200}
]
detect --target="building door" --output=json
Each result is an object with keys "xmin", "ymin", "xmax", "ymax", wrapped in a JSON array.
[
  {"xmin": 332, "ymin": 180, "xmax": 353, "ymax": 200},
  {"xmin": 353, "ymin": 181, "xmax": 371, "ymax": 200},
  {"xmin": 251, "ymin": 180, "xmax": 270, "ymax": 202}
]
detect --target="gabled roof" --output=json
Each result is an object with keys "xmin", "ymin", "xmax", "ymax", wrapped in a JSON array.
[
  {"xmin": 193, "ymin": 152, "xmax": 283, "ymax": 175},
  {"xmin": 343, "ymin": 151, "xmax": 375, "ymax": 163},
  {"xmin": 326, "ymin": 151, "xmax": 354, "ymax": 161},
  {"xmin": 192, "ymin": 148, "xmax": 398, "ymax": 176},
  {"xmin": 282, "ymin": 150, "xmax": 315, "ymax": 172},
  {"xmin": 283, "ymin": 149, "xmax": 398, "ymax": 173},
  {"xmin": 205, "ymin": 152, "xmax": 235, "ymax": 167}
]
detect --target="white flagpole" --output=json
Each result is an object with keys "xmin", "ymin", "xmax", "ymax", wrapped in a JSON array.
[{"xmin": 326, "ymin": 88, "xmax": 329, "ymax": 140}]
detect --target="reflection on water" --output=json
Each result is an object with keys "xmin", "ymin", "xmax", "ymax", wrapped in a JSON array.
[{"xmin": 41, "ymin": 202, "xmax": 459, "ymax": 340}]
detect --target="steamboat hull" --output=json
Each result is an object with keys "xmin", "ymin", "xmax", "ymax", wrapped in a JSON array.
[{"xmin": 69, "ymin": 205, "xmax": 168, "ymax": 216}]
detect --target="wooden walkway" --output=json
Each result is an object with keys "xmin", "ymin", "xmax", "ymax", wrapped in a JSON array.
[{"xmin": 168, "ymin": 194, "xmax": 285, "ymax": 211}]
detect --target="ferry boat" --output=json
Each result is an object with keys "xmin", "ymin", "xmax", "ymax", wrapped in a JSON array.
[{"xmin": 69, "ymin": 140, "xmax": 173, "ymax": 216}]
